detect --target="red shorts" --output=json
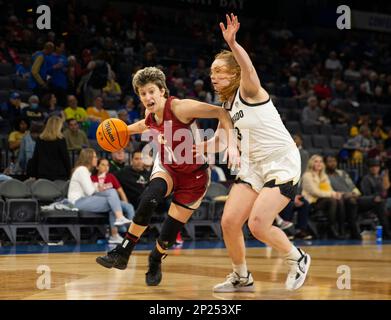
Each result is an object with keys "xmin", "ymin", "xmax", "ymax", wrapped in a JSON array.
[{"xmin": 151, "ymin": 159, "xmax": 210, "ymax": 210}]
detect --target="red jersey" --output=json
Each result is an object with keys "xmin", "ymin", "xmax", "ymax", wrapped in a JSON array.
[
  {"xmin": 144, "ymin": 96, "xmax": 206, "ymax": 175},
  {"xmin": 91, "ymin": 172, "xmax": 121, "ymax": 190}
]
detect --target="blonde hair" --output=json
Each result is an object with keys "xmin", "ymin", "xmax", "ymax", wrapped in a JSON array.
[
  {"xmin": 73, "ymin": 148, "xmax": 96, "ymax": 172},
  {"xmin": 132, "ymin": 67, "xmax": 169, "ymax": 98},
  {"xmin": 40, "ymin": 116, "xmax": 64, "ymax": 141},
  {"xmin": 214, "ymin": 50, "xmax": 241, "ymax": 102},
  {"xmin": 306, "ymin": 154, "xmax": 328, "ymax": 180}
]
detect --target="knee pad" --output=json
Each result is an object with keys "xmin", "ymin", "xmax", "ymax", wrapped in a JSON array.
[
  {"xmin": 133, "ymin": 177, "xmax": 168, "ymax": 226},
  {"xmin": 157, "ymin": 215, "xmax": 184, "ymax": 250}
]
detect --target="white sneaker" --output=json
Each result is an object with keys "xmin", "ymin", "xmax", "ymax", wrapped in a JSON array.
[
  {"xmin": 280, "ymin": 220, "xmax": 294, "ymax": 230},
  {"xmin": 213, "ymin": 271, "xmax": 255, "ymax": 293},
  {"xmin": 285, "ymin": 248, "xmax": 311, "ymax": 291},
  {"xmin": 108, "ymin": 234, "xmax": 124, "ymax": 244},
  {"xmin": 114, "ymin": 217, "xmax": 132, "ymax": 226}
]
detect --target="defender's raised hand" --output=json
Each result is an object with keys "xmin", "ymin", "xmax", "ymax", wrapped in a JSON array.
[{"xmin": 219, "ymin": 13, "xmax": 240, "ymax": 46}]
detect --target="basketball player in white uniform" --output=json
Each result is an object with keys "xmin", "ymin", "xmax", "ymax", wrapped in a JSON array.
[{"xmin": 198, "ymin": 14, "xmax": 311, "ymax": 292}]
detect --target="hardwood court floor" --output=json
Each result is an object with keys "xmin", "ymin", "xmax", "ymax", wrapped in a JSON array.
[{"xmin": 0, "ymin": 244, "xmax": 390, "ymax": 300}]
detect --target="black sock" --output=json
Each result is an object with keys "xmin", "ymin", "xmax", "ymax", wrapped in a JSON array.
[{"xmin": 118, "ymin": 232, "xmax": 139, "ymax": 255}]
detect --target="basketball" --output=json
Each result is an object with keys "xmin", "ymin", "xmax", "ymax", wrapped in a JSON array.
[{"xmin": 96, "ymin": 118, "xmax": 129, "ymax": 152}]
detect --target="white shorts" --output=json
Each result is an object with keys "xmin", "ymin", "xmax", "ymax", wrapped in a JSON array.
[{"xmin": 237, "ymin": 145, "xmax": 301, "ymax": 193}]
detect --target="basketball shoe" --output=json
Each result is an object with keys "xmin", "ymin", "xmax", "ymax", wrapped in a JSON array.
[
  {"xmin": 213, "ymin": 271, "xmax": 255, "ymax": 292},
  {"xmin": 285, "ymin": 248, "xmax": 311, "ymax": 290},
  {"xmin": 145, "ymin": 249, "xmax": 166, "ymax": 286},
  {"xmin": 96, "ymin": 245, "xmax": 131, "ymax": 270}
]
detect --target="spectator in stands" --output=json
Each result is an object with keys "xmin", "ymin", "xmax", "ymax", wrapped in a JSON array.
[
  {"xmin": 325, "ymin": 51, "xmax": 342, "ymax": 73},
  {"xmin": 122, "ymin": 96, "xmax": 140, "ymax": 124},
  {"xmin": 15, "ymin": 55, "xmax": 31, "ymax": 79},
  {"xmin": 325, "ymin": 155, "xmax": 363, "ymax": 239},
  {"xmin": 343, "ymin": 61, "xmax": 361, "ymax": 83},
  {"xmin": 29, "ymin": 41, "xmax": 54, "ymax": 97},
  {"xmin": 280, "ymin": 194, "xmax": 313, "ymax": 240},
  {"xmin": 302, "ymin": 154, "xmax": 343, "ymax": 239},
  {"xmin": 86, "ymin": 96, "xmax": 110, "ymax": 122},
  {"xmin": 0, "ymin": 92, "xmax": 27, "ymax": 123},
  {"xmin": 301, "ymin": 96, "xmax": 322, "ymax": 125},
  {"xmin": 8, "ymin": 117, "xmax": 29, "ymax": 155},
  {"xmin": 16, "ymin": 121, "xmax": 44, "ymax": 174},
  {"xmin": 109, "ymin": 148, "xmax": 127, "ymax": 173},
  {"xmin": 47, "ymin": 41, "xmax": 68, "ymax": 107},
  {"xmin": 280, "ymin": 76, "xmax": 299, "ymax": 98},
  {"xmin": 91, "ymin": 158, "xmax": 135, "ymax": 228},
  {"xmin": 296, "ymin": 78, "xmax": 314, "ymax": 100},
  {"xmin": 372, "ymin": 118, "xmax": 388, "ymax": 141},
  {"xmin": 189, "ymin": 79, "xmax": 213, "ymax": 104},
  {"xmin": 40, "ymin": 93, "xmax": 63, "ymax": 119},
  {"xmin": 114, "ymin": 150, "xmax": 150, "ymax": 208},
  {"xmin": 102, "ymin": 71, "xmax": 122, "ymax": 100},
  {"xmin": 64, "ymin": 95, "xmax": 88, "ymax": 122},
  {"xmin": 21, "ymin": 95, "xmax": 46, "ymax": 123},
  {"xmin": 313, "ymin": 76, "xmax": 332, "ymax": 100},
  {"xmin": 68, "ymin": 148, "xmax": 131, "ymax": 244},
  {"xmin": 27, "ymin": 115, "xmax": 71, "ymax": 181},
  {"xmin": 360, "ymin": 158, "xmax": 391, "ymax": 239},
  {"xmin": 357, "ymin": 82, "xmax": 373, "ymax": 103},
  {"xmin": 63, "ymin": 118, "xmax": 90, "ymax": 151},
  {"xmin": 117, "ymin": 109, "xmax": 130, "ymax": 124},
  {"xmin": 324, "ymin": 100, "xmax": 349, "ymax": 125},
  {"xmin": 345, "ymin": 125, "xmax": 376, "ymax": 163},
  {"xmin": 293, "ymin": 134, "xmax": 309, "ymax": 175}
]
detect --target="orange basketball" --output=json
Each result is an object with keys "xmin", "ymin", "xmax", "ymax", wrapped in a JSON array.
[{"xmin": 96, "ymin": 118, "xmax": 129, "ymax": 152}]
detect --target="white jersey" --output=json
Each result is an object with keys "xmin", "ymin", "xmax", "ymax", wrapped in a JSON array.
[{"xmin": 224, "ymin": 89, "xmax": 295, "ymax": 162}]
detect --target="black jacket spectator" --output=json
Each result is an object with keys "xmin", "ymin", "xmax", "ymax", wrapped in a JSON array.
[{"xmin": 27, "ymin": 116, "xmax": 71, "ymax": 180}]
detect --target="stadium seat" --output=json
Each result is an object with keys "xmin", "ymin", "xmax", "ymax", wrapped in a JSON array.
[
  {"xmin": 312, "ymin": 134, "xmax": 330, "ymax": 149},
  {"xmin": 31, "ymin": 179, "xmax": 63, "ymax": 204},
  {"xmin": 0, "ymin": 63, "xmax": 14, "ymax": 76},
  {"xmin": 0, "ymin": 76, "xmax": 13, "ymax": 89},
  {"xmin": 14, "ymin": 78, "xmax": 29, "ymax": 90},
  {"xmin": 301, "ymin": 134, "xmax": 313, "ymax": 149},
  {"xmin": 330, "ymin": 135, "xmax": 345, "ymax": 149},
  {"xmin": 285, "ymin": 121, "xmax": 301, "ymax": 134},
  {"xmin": 334, "ymin": 124, "xmax": 349, "ymax": 136},
  {"xmin": 320, "ymin": 123, "xmax": 333, "ymax": 135},
  {"xmin": 301, "ymin": 122, "xmax": 320, "ymax": 134}
]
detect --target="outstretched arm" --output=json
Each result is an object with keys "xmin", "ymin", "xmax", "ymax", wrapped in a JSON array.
[
  {"xmin": 127, "ymin": 119, "xmax": 149, "ymax": 135},
  {"xmin": 220, "ymin": 13, "xmax": 267, "ymax": 101},
  {"xmin": 172, "ymin": 99, "xmax": 240, "ymax": 169}
]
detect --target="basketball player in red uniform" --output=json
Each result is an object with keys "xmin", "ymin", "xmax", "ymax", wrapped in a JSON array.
[{"xmin": 96, "ymin": 66, "xmax": 239, "ymax": 286}]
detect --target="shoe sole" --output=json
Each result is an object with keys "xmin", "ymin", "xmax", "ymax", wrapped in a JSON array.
[
  {"xmin": 146, "ymin": 275, "xmax": 162, "ymax": 286},
  {"xmin": 96, "ymin": 257, "xmax": 127, "ymax": 270},
  {"xmin": 213, "ymin": 284, "xmax": 255, "ymax": 293},
  {"xmin": 286, "ymin": 254, "xmax": 311, "ymax": 291}
]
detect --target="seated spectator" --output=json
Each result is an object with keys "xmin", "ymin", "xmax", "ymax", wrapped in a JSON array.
[
  {"xmin": 109, "ymin": 148, "xmax": 127, "ymax": 173},
  {"xmin": 16, "ymin": 121, "xmax": 44, "ymax": 174},
  {"xmin": 280, "ymin": 194, "xmax": 313, "ymax": 240},
  {"xmin": 27, "ymin": 116, "xmax": 71, "ymax": 181},
  {"xmin": 372, "ymin": 118, "xmax": 388, "ymax": 141},
  {"xmin": 8, "ymin": 118, "xmax": 29, "ymax": 155},
  {"xmin": 301, "ymin": 154, "xmax": 344, "ymax": 239},
  {"xmin": 293, "ymin": 134, "xmax": 309, "ymax": 175},
  {"xmin": 15, "ymin": 55, "xmax": 31, "ymax": 79},
  {"xmin": 325, "ymin": 51, "xmax": 342, "ymax": 73},
  {"xmin": 0, "ymin": 92, "xmax": 28, "ymax": 123},
  {"xmin": 102, "ymin": 71, "xmax": 122, "ymax": 99},
  {"xmin": 280, "ymin": 76, "xmax": 299, "ymax": 98},
  {"xmin": 68, "ymin": 148, "xmax": 131, "ymax": 244},
  {"xmin": 41, "ymin": 93, "xmax": 63, "ymax": 119},
  {"xmin": 189, "ymin": 79, "xmax": 213, "ymax": 103},
  {"xmin": 86, "ymin": 96, "xmax": 110, "ymax": 123},
  {"xmin": 325, "ymin": 155, "xmax": 364, "ymax": 239},
  {"xmin": 324, "ymin": 100, "xmax": 349, "ymax": 125},
  {"xmin": 64, "ymin": 95, "xmax": 88, "ymax": 122},
  {"xmin": 91, "ymin": 158, "xmax": 135, "ymax": 221},
  {"xmin": 301, "ymin": 96, "xmax": 322, "ymax": 125},
  {"xmin": 113, "ymin": 150, "xmax": 150, "ymax": 208},
  {"xmin": 21, "ymin": 95, "xmax": 46, "ymax": 123},
  {"xmin": 343, "ymin": 61, "xmax": 361, "ymax": 83},
  {"xmin": 313, "ymin": 76, "xmax": 332, "ymax": 100},
  {"xmin": 63, "ymin": 118, "xmax": 90, "ymax": 151},
  {"xmin": 117, "ymin": 109, "xmax": 130, "ymax": 125},
  {"xmin": 122, "ymin": 96, "xmax": 141, "ymax": 124},
  {"xmin": 345, "ymin": 125, "xmax": 376, "ymax": 163},
  {"xmin": 360, "ymin": 158, "xmax": 391, "ymax": 239}
]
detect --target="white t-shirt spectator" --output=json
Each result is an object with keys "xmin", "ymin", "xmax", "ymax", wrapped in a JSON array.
[{"xmin": 68, "ymin": 166, "xmax": 97, "ymax": 204}]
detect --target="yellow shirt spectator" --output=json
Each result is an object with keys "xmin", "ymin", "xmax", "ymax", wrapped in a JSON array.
[
  {"xmin": 86, "ymin": 106, "xmax": 110, "ymax": 122},
  {"xmin": 64, "ymin": 106, "xmax": 88, "ymax": 122}
]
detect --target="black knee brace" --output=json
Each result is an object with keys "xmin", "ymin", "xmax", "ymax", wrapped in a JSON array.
[
  {"xmin": 133, "ymin": 178, "xmax": 168, "ymax": 226},
  {"xmin": 157, "ymin": 215, "xmax": 185, "ymax": 250}
]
